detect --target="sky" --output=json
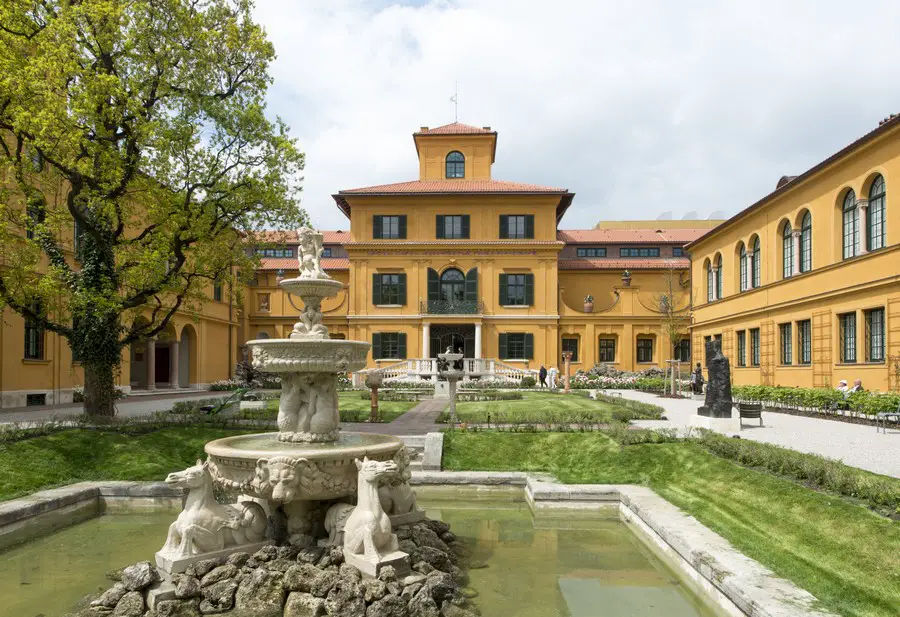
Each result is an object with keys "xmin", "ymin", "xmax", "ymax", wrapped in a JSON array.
[{"xmin": 251, "ymin": 0, "xmax": 900, "ymax": 231}]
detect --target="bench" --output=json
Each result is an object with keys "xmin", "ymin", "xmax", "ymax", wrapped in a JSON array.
[
  {"xmin": 876, "ymin": 403, "xmax": 900, "ymax": 434},
  {"xmin": 738, "ymin": 402, "xmax": 763, "ymax": 427}
]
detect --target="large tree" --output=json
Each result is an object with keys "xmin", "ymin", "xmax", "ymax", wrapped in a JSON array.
[{"xmin": 0, "ymin": 0, "xmax": 305, "ymax": 416}]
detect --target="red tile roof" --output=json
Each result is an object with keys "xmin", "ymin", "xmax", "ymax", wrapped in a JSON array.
[
  {"xmin": 339, "ymin": 179, "xmax": 568, "ymax": 195},
  {"xmin": 258, "ymin": 257, "xmax": 349, "ymax": 271},
  {"xmin": 557, "ymin": 228, "xmax": 708, "ymax": 244},
  {"xmin": 414, "ymin": 122, "xmax": 495, "ymax": 136},
  {"xmin": 322, "ymin": 230, "xmax": 350, "ymax": 243},
  {"xmin": 252, "ymin": 230, "xmax": 349, "ymax": 244},
  {"xmin": 559, "ymin": 258, "xmax": 690, "ymax": 270}
]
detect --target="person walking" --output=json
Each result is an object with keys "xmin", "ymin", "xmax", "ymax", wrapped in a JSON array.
[{"xmin": 539, "ymin": 365, "xmax": 548, "ymax": 388}]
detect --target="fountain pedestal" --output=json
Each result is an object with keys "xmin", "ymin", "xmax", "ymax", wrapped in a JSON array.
[{"xmin": 438, "ymin": 350, "xmax": 463, "ymax": 425}]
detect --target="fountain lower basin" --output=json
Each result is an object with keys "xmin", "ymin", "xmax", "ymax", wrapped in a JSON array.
[
  {"xmin": 205, "ymin": 432, "xmax": 404, "ymax": 501},
  {"xmin": 247, "ymin": 338, "xmax": 370, "ymax": 373}
]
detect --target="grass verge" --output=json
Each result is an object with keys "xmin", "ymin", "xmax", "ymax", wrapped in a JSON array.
[
  {"xmin": 237, "ymin": 392, "xmax": 414, "ymax": 423},
  {"xmin": 443, "ymin": 431, "xmax": 900, "ymax": 617}
]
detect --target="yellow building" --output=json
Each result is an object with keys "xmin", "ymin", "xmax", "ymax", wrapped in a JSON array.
[
  {"xmin": 245, "ymin": 123, "xmax": 708, "ymax": 379},
  {"xmin": 688, "ymin": 116, "xmax": 900, "ymax": 392}
]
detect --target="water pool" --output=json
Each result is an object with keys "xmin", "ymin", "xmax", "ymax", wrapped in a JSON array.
[{"xmin": 0, "ymin": 498, "xmax": 721, "ymax": 617}]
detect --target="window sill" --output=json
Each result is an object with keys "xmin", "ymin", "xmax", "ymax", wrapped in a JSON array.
[
  {"xmin": 22, "ymin": 359, "xmax": 51, "ymax": 365},
  {"xmin": 375, "ymin": 358, "xmax": 405, "ymax": 363},
  {"xmin": 374, "ymin": 305, "xmax": 403, "ymax": 308},
  {"xmin": 501, "ymin": 359, "xmax": 530, "ymax": 363},
  {"xmin": 501, "ymin": 305, "xmax": 530, "ymax": 309},
  {"xmin": 835, "ymin": 362, "xmax": 858, "ymax": 366}
]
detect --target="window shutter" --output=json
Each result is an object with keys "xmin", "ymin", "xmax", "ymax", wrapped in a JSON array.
[
  {"xmin": 373, "ymin": 333, "xmax": 382, "ymax": 359},
  {"xmin": 398, "ymin": 333, "xmax": 407, "ymax": 359},
  {"xmin": 499, "ymin": 215, "xmax": 509, "ymax": 239},
  {"xmin": 499, "ymin": 273, "xmax": 509, "ymax": 305},
  {"xmin": 372, "ymin": 274, "xmax": 382, "ymax": 305},
  {"xmin": 427, "ymin": 268, "xmax": 439, "ymax": 302},
  {"xmin": 398, "ymin": 216, "xmax": 407, "ymax": 239},
  {"xmin": 462, "ymin": 215, "xmax": 470, "ymax": 239},
  {"xmin": 525, "ymin": 215, "xmax": 535, "ymax": 239},
  {"xmin": 524, "ymin": 333, "xmax": 534, "ymax": 359},
  {"xmin": 498, "ymin": 333, "xmax": 508, "ymax": 359},
  {"xmin": 465, "ymin": 268, "xmax": 478, "ymax": 302},
  {"xmin": 398, "ymin": 273, "xmax": 407, "ymax": 306},
  {"xmin": 525, "ymin": 274, "xmax": 534, "ymax": 306},
  {"xmin": 436, "ymin": 215, "xmax": 444, "ymax": 239},
  {"xmin": 373, "ymin": 216, "xmax": 382, "ymax": 239}
]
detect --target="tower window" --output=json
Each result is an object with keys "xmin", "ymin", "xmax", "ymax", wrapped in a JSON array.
[{"xmin": 445, "ymin": 151, "xmax": 465, "ymax": 179}]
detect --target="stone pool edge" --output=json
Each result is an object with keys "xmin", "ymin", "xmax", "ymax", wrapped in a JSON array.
[{"xmin": 1, "ymin": 474, "xmax": 837, "ymax": 617}]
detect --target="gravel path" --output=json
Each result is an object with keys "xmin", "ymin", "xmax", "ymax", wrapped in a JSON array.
[{"xmin": 612, "ymin": 389, "xmax": 900, "ymax": 478}]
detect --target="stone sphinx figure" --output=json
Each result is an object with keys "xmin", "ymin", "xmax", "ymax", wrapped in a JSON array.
[{"xmin": 157, "ymin": 460, "xmax": 267, "ymax": 571}]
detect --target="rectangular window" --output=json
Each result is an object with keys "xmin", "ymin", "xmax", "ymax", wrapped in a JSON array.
[
  {"xmin": 576, "ymin": 247, "xmax": 606, "ymax": 258},
  {"xmin": 499, "ymin": 215, "xmax": 534, "ymax": 239},
  {"xmin": 750, "ymin": 328, "xmax": 760, "ymax": 367},
  {"xmin": 620, "ymin": 247, "xmax": 660, "ymax": 257},
  {"xmin": 24, "ymin": 305, "xmax": 44, "ymax": 360},
  {"xmin": 736, "ymin": 330, "xmax": 746, "ymax": 367},
  {"xmin": 636, "ymin": 338, "xmax": 654, "ymax": 363},
  {"xmin": 598, "ymin": 338, "xmax": 616, "ymax": 363},
  {"xmin": 865, "ymin": 308, "xmax": 885, "ymax": 362},
  {"xmin": 372, "ymin": 273, "xmax": 406, "ymax": 306},
  {"xmin": 213, "ymin": 282, "xmax": 223, "ymax": 302},
  {"xmin": 373, "ymin": 215, "xmax": 406, "ymax": 239},
  {"xmin": 798, "ymin": 320, "xmax": 811, "ymax": 365},
  {"xmin": 672, "ymin": 247, "xmax": 684, "ymax": 257},
  {"xmin": 499, "ymin": 333, "xmax": 533, "ymax": 360},
  {"xmin": 26, "ymin": 393, "xmax": 46, "ymax": 406},
  {"xmin": 839, "ymin": 313, "xmax": 856, "ymax": 363},
  {"xmin": 779, "ymin": 323, "xmax": 792, "ymax": 365},
  {"xmin": 703, "ymin": 335, "xmax": 712, "ymax": 363},
  {"xmin": 372, "ymin": 332, "xmax": 406, "ymax": 360},
  {"xmin": 322, "ymin": 247, "xmax": 333, "ymax": 258},
  {"xmin": 436, "ymin": 215, "xmax": 470, "ymax": 239},
  {"xmin": 673, "ymin": 338, "xmax": 691, "ymax": 362},
  {"xmin": 561, "ymin": 337, "xmax": 579, "ymax": 362},
  {"xmin": 499, "ymin": 273, "xmax": 533, "ymax": 306}
]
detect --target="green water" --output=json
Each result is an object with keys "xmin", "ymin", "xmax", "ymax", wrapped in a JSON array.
[{"xmin": 0, "ymin": 500, "xmax": 721, "ymax": 617}]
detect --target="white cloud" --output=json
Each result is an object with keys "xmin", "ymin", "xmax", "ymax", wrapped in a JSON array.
[{"xmin": 253, "ymin": 0, "xmax": 900, "ymax": 229}]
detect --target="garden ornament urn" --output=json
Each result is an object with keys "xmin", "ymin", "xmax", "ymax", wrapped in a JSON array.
[
  {"xmin": 622, "ymin": 270, "xmax": 632, "ymax": 287},
  {"xmin": 584, "ymin": 294, "xmax": 594, "ymax": 313}
]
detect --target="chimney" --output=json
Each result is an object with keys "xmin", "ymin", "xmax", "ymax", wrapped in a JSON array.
[
  {"xmin": 419, "ymin": 126, "xmax": 429, "ymax": 132},
  {"xmin": 482, "ymin": 126, "xmax": 491, "ymax": 131}
]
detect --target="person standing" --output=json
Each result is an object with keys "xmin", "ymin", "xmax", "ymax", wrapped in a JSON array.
[{"xmin": 539, "ymin": 365, "xmax": 547, "ymax": 388}]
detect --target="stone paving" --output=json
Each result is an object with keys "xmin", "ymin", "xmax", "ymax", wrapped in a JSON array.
[
  {"xmin": 614, "ymin": 389, "xmax": 900, "ymax": 478},
  {"xmin": 349, "ymin": 398, "xmax": 448, "ymax": 436}
]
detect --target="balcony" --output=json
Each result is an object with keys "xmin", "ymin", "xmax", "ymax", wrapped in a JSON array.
[{"xmin": 420, "ymin": 299, "xmax": 484, "ymax": 315}]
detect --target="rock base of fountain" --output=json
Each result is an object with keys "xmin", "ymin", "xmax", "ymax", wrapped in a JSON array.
[
  {"xmin": 345, "ymin": 549, "xmax": 411, "ymax": 579},
  {"xmin": 155, "ymin": 540, "xmax": 270, "ymax": 575}
]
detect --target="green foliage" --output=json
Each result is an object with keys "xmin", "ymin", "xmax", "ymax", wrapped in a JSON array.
[
  {"xmin": 520, "ymin": 376, "xmax": 537, "ymax": 388},
  {"xmin": 0, "ymin": 0, "xmax": 306, "ymax": 414},
  {"xmin": 732, "ymin": 385, "xmax": 900, "ymax": 416}
]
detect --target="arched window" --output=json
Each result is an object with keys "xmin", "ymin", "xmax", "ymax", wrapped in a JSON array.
[
  {"xmin": 800, "ymin": 211, "xmax": 812, "ymax": 272},
  {"xmin": 782, "ymin": 222, "xmax": 793, "ymax": 279},
  {"xmin": 715, "ymin": 255, "xmax": 723, "ymax": 299},
  {"xmin": 440, "ymin": 268, "xmax": 466, "ymax": 302},
  {"xmin": 751, "ymin": 237, "xmax": 761, "ymax": 288},
  {"xmin": 842, "ymin": 189, "xmax": 859, "ymax": 259},
  {"xmin": 738, "ymin": 243, "xmax": 747, "ymax": 291},
  {"xmin": 706, "ymin": 259, "xmax": 714, "ymax": 302},
  {"xmin": 868, "ymin": 175, "xmax": 886, "ymax": 251},
  {"xmin": 445, "ymin": 151, "xmax": 465, "ymax": 179}
]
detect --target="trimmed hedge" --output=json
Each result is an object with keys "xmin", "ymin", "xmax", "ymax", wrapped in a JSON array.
[{"xmin": 732, "ymin": 385, "xmax": 900, "ymax": 417}]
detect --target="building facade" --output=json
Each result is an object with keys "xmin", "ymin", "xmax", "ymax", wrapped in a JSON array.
[
  {"xmin": 688, "ymin": 116, "xmax": 900, "ymax": 392},
  {"xmin": 244, "ymin": 123, "xmax": 706, "ymax": 378}
]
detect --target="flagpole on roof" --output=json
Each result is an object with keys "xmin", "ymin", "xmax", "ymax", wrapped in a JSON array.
[{"xmin": 450, "ymin": 81, "xmax": 458, "ymax": 122}]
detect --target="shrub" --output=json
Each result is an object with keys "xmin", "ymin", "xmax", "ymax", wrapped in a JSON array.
[
  {"xmin": 209, "ymin": 379, "xmax": 243, "ymax": 391},
  {"xmin": 732, "ymin": 385, "xmax": 900, "ymax": 417},
  {"xmin": 520, "ymin": 376, "xmax": 536, "ymax": 388}
]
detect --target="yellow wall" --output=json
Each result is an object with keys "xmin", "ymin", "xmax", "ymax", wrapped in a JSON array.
[
  {"xmin": 414, "ymin": 132, "xmax": 496, "ymax": 181},
  {"xmin": 690, "ymin": 123, "xmax": 900, "ymax": 391}
]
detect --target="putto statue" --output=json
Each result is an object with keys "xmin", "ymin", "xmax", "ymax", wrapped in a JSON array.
[{"xmin": 298, "ymin": 227, "xmax": 329, "ymax": 280}]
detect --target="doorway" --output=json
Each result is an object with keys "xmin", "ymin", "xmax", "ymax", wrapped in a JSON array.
[
  {"xmin": 155, "ymin": 346, "xmax": 170, "ymax": 387},
  {"xmin": 430, "ymin": 324, "xmax": 475, "ymax": 358}
]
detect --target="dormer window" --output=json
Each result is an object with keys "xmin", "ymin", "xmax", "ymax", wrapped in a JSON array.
[{"xmin": 445, "ymin": 151, "xmax": 465, "ymax": 179}]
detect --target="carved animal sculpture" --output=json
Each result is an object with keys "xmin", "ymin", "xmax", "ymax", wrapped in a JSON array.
[
  {"xmin": 252, "ymin": 457, "xmax": 302, "ymax": 502},
  {"xmin": 324, "ymin": 502, "xmax": 356, "ymax": 545},
  {"xmin": 343, "ymin": 458, "xmax": 399, "ymax": 560},
  {"xmin": 159, "ymin": 460, "xmax": 267, "ymax": 559},
  {"xmin": 378, "ymin": 448, "xmax": 420, "ymax": 515}
]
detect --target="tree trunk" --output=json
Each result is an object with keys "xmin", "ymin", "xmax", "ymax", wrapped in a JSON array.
[{"xmin": 83, "ymin": 361, "xmax": 117, "ymax": 417}]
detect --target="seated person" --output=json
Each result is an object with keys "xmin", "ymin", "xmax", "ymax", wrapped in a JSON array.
[
  {"xmin": 836, "ymin": 379, "xmax": 849, "ymax": 395},
  {"xmin": 849, "ymin": 379, "xmax": 864, "ymax": 394}
]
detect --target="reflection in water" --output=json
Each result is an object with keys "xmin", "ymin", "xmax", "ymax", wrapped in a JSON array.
[{"xmin": 0, "ymin": 499, "xmax": 721, "ymax": 617}]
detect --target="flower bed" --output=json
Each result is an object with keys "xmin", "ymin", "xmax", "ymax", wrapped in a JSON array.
[{"xmin": 569, "ymin": 373, "xmax": 691, "ymax": 392}]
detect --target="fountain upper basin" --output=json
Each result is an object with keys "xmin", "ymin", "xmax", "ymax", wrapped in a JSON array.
[
  {"xmin": 247, "ymin": 338, "xmax": 370, "ymax": 373},
  {"xmin": 205, "ymin": 432, "xmax": 404, "ymax": 501}
]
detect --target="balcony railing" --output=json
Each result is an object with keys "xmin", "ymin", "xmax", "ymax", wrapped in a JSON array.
[{"xmin": 419, "ymin": 299, "xmax": 484, "ymax": 315}]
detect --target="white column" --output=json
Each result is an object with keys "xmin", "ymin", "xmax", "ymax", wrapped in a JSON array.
[
  {"xmin": 422, "ymin": 323, "xmax": 430, "ymax": 359},
  {"xmin": 857, "ymin": 200, "xmax": 868, "ymax": 254},
  {"xmin": 711, "ymin": 268, "xmax": 719, "ymax": 300},
  {"xmin": 146, "ymin": 339, "xmax": 156, "ymax": 390},
  {"xmin": 474, "ymin": 323, "xmax": 482, "ymax": 359},
  {"xmin": 169, "ymin": 340, "xmax": 180, "ymax": 388},
  {"xmin": 791, "ymin": 230, "xmax": 801, "ymax": 275}
]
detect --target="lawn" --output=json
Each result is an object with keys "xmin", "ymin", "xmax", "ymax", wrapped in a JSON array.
[
  {"xmin": 238, "ymin": 391, "xmax": 415, "ymax": 423},
  {"xmin": 443, "ymin": 432, "xmax": 900, "ymax": 617},
  {"xmin": 450, "ymin": 391, "xmax": 619, "ymax": 423}
]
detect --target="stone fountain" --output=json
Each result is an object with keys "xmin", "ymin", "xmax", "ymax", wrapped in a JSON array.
[
  {"xmin": 437, "ymin": 348, "xmax": 463, "ymax": 425},
  {"xmin": 155, "ymin": 228, "xmax": 414, "ymax": 579}
]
